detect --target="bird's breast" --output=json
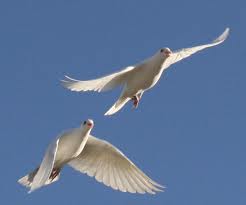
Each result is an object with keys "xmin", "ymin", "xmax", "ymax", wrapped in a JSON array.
[
  {"xmin": 54, "ymin": 130, "xmax": 88, "ymax": 166},
  {"xmin": 132, "ymin": 66, "xmax": 162, "ymax": 90}
]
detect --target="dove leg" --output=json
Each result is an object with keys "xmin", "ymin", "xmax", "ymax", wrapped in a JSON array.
[
  {"xmin": 131, "ymin": 96, "xmax": 139, "ymax": 108},
  {"xmin": 49, "ymin": 168, "xmax": 61, "ymax": 181},
  {"xmin": 131, "ymin": 91, "xmax": 144, "ymax": 108}
]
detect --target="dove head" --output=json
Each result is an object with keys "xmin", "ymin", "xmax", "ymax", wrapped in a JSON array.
[
  {"xmin": 82, "ymin": 119, "xmax": 94, "ymax": 131},
  {"xmin": 159, "ymin": 47, "xmax": 172, "ymax": 58}
]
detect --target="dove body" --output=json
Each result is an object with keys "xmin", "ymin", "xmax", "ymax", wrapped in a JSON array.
[
  {"xmin": 62, "ymin": 28, "xmax": 230, "ymax": 115},
  {"xmin": 121, "ymin": 51, "xmax": 169, "ymax": 96},
  {"xmin": 54, "ymin": 127, "xmax": 90, "ymax": 166},
  {"xmin": 18, "ymin": 120, "xmax": 163, "ymax": 194}
]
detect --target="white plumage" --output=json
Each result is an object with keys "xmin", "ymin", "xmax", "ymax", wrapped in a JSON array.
[
  {"xmin": 18, "ymin": 119, "xmax": 163, "ymax": 194},
  {"xmin": 62, "ymin": 28, "xmax": 230, "ymax": 115}
]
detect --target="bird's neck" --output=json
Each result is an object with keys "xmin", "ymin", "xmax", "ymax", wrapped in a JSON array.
[
  {"xmin": 73, "ymin": 129, "xmax": 91, "ymax": 158},
  {"xmin": 80, "ymin": 129, "xmax": 91, "ymax": 144},
  {"xmin": 144, "ymin": 55, "xmax": 166, "ymax": 74}
]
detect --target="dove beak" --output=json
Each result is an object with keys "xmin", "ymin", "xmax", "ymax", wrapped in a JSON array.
[
  {"xmin": 87, "ymin": 122, "xmax": 93, "ymax": 128},
  {"xmin": 164, "ymin": 50, "xmax": 172, "ymax": 57}
]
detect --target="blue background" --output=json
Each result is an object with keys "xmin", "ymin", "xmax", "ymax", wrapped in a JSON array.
[{"xmin": 0, "ymin": 0, "xmax": 245, "ymax": 204}]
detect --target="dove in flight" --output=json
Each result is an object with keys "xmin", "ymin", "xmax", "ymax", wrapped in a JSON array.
[
  {"xmin": 18, "ymin": 119, "xmax": 163, "ymax": 194},
  {"xmin": 61, "ymin": 28, "xmax": 230, "ymax": 116}
]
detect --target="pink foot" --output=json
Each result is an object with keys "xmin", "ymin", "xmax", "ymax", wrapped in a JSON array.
[
  {"xmin": 132, "ymin": 96, "xmax": 139, "ymax": 108},
  {"xmin": 49, "ymin": 168, "xmax": 61, "ymax": 180}
]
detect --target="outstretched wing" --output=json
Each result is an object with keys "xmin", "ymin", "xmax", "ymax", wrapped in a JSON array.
[
  {"xmin": 61, "ymin": 66, "xmax": 135, "ymax": 92},
  {"xmin": 29, "ymin": 138, "xmax": 59, "ymax": 193},
  {"xmin": 68, "ymin": 136, "xmax": 164, "ymax": 194},
  {"xmin": 162, "ymin": 28, "xmax": 230, "ymax": 69}
]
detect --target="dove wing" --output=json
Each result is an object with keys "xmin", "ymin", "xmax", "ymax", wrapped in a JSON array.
[
  {"xmin": 61, "ymin": 66, "xmax": 135, "ymax": 92},
  {"xmin": 29, "ymin": 138, "xmax": 59, "ymax": 193},
  {"xmin": 162, "ymin": 28, "xmax": 230, "ymax": 70},
  {"xmin": 68, "ymin": 135, "xmax": 164, "ymax": 194}
]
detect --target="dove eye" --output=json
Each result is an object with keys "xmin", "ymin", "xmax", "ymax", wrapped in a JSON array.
[
  {"xmin": 160, "ymin": 49, "xmax": 164, "ymax": 53},
  {"xmin": 83, "ymin": 121, "xmax": 87, "ymax": 125}
]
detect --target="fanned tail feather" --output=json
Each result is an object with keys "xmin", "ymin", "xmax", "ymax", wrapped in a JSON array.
[{"xmin": 18, "ymin": 167, "xmax": 60, "ymax": 192}]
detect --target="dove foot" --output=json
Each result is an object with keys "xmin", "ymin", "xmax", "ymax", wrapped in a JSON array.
[
  {"xmin": 132, "ymin": 96, "xmax": 139, "ymax": 108},
  {"xmin": 49, "ymin": 168, "xmax": 61, "ymax": 181}
]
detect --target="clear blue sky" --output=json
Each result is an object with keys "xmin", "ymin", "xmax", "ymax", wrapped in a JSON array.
[{"xmin": 0, "ymin": 0, "xmax": 245, "ymax": 204}]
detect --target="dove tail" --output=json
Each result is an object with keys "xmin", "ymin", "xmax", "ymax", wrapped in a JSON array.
[
  {"xmin": 18, "ymin": 167, "xmax": 61, "ymax": 190},
  {"xmin": 18, "ymin": 167, "xmax": 39, "ymax": 188},
  {"xmin": 104, "ymin": 97, "xmax": 130, "ymax": 116}
]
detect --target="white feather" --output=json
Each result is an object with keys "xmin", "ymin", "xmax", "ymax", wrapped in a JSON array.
[
  {"xmin": 68, "ymin": 135, "xmax": 164, "ymax": 194},
  {"xmin": 62, "ymin": 28, "xmax": 230, "ymax": 115}
]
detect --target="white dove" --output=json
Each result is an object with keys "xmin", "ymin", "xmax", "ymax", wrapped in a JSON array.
[
  {"xmin": 61, "ymin": 28, "xmax": 230, "ymax": 116},
  {"xmin": 18, "ymin": 119, "xmax": 163, "ymax": 194}
]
